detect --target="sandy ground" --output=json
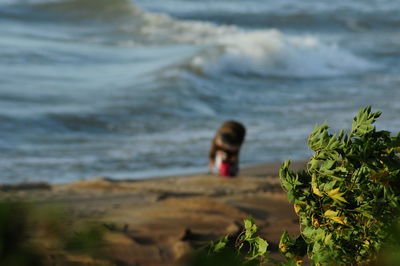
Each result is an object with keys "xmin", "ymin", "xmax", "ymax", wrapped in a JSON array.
[{"xmin": 0, "ymin": 161, "xmax": 306, "ymax": 265}]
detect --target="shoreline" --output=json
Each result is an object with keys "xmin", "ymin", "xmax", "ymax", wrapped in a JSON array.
[
  {"xmin": 0, "ymin": 161, "xmax": 306, "ymax": 265},
  {"xmin": 0, "ymin": 160, "xmax": 307, "ymax": 189}
]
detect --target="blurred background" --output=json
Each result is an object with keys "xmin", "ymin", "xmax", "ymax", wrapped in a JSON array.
[{"xmin": 0, "ymin": 0, "xmax": 399, "ymax": 183}]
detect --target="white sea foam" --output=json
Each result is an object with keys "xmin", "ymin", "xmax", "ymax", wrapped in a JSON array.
[
  {"xmin": 190, "ymin": 30, "xmax": 377, "ymax": 78},
  {"xmin": 130, "ymin": 3, "xmax": 378, "ymax": 78}
]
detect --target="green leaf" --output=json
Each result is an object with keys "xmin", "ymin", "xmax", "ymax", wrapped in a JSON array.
[
  {"xmin": 326, "ymin": 187, "xmax": 348, "ymax": 203},
  {"xmin": 324, "ymin": 209, "xmax": 346, "ymax": 224},
  {"xmin": 255, "ymin": 237, "xmax": 269, "ymax": 255},
  {"xmin": 210, "ymin": 235, "xmax": 228, "ymax": 253},
  {"xmin": 351, "ymin": 106, "xmax": 381, "ymax": 137},
  {"xmin": 244, "ymin": 217, "xmax": 257, "ymax": 238},
  {"xmin": 324, "ymin": 233, "xmax": 333, "ymax": 248}
]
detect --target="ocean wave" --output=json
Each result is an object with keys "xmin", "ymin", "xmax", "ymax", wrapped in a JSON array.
[
  {"xmin": 108, "ymin": 2, "xmax": 378, "ymax": 78},
  {"xmin": 141, "ymin": 3, "xmax": 379, "ymax": 78},
  {"xmin": 187, "ymin": 30, "xmax": 377, "ymax": 78},
  {"xmin": 170, "ymin": 11, "xmax": 400, "ymax": 33},
  {"xmin": 132, "ymin": 10, "xmax": 377, "ymax": 78},
  {"xmin": 136, "ymin": 0, "xmax": 400, "ymax": 32},
  {"xmin": 0, "ymin": 113, "xmax": 112, "ymax": 136},
  {"xmin": 3, "ymin": 0, "xmax": 379, "ymax": 79},
  {"xmin": 9, "ymin": 0, "xmax": 400, "ymax": 33}
]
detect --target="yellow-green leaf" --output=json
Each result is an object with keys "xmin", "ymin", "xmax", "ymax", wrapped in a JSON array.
[
  {"xmin": 324, "ymin": 233, "xmax": 333, "ymax": 246},
  {"xmin": 312, "ymin": 175, "xmax": 323, "ymax": 197},
  {"xmin": 324, "ymin": 210, "xmax": 346, "ymax": 225},
  {"xmin": 326, "ymin": 188, "xmax": 348, "ymax": 203}
]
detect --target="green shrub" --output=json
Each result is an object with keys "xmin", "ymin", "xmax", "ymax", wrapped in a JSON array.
[
  {"xmin": 279, "ymin": 107, "xmax": 400, "ymax": 265},
  {"xmin": 191, "ymin": 217, "xmax": 271, "ymax": 266}
]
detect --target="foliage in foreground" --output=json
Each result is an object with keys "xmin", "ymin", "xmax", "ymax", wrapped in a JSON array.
[
  {"xmin": 189, "ymin": 217, "xmax": 274, "ymax": 266},
  {"xmin": 0, "ymin": 202, "xmax": 107, "ymax": 265},
  {"xmin": 280, "ymin": 107, "xmax": 400, "ymax": 265},
  {"xmin": 202, "ymin": 107, "xmax": 400, "ymax": 266}
]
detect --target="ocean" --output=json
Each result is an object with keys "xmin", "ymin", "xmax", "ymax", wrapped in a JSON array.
[{"xmin": 1, "ymin": 0, "xmax": 399, "ymax": 183}]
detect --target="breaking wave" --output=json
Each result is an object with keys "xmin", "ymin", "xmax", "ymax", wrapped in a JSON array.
[
  {"xmin": 13, "ymin": 0, "xmax": 378, "ymax": 78},
  {"xmin": 188, "ymin": 30, "xmax": 376, "ymax": 78}
]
